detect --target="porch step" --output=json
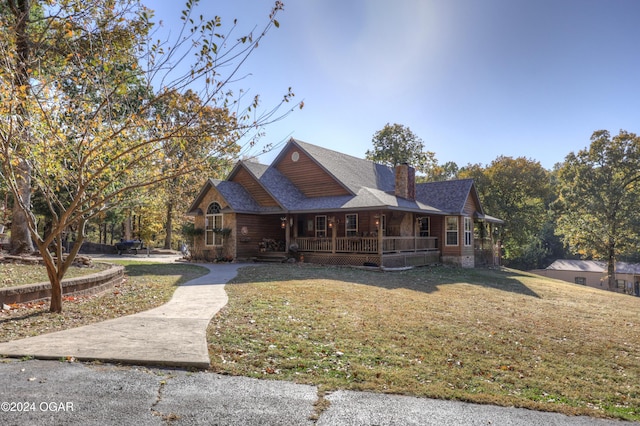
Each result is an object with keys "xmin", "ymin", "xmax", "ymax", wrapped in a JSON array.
[{"xmin": 255, "ymin": 253, "xmax": 289, "ymax": 263}]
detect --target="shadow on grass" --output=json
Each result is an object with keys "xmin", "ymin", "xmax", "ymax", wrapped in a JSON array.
[
  {"xmin": 116, "ymin": 262, "xmax": 206, "ymax": 282},
  {"xmin": 231, "ymin": 264, "xmax": 541, "ymax": 299},
  {"xmin": 0, "ymin": 309, "xmax": 51, "ymax": 325},
  {"xmin": 427, "ymin": 267, "xmax": 542, "ymax": 298}
]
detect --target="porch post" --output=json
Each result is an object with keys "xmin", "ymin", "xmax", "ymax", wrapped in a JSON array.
[
  {"xmin": 285, "ymin": 215, "xmax": 291, "ymax": 253},
  {"xmin": 414, "ymin": 214, "xmax": 418, "ymax": 253},
  {"xmin": 331, "ymin": 217, "xmax": 336, "ymax": 254},
  {"xmin": 377, "ymin": 212, "xmax": 383, "ymax": 266}
]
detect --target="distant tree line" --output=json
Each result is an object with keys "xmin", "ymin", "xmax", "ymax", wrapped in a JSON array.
[{"xmin": 368, "ymin": 124, "xmax": 640, "ymax": 290}]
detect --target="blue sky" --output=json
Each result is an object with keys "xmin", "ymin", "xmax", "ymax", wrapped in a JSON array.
[{"xmin": 151, "ymin": 0, "xmax": 640, "ymax": 170}]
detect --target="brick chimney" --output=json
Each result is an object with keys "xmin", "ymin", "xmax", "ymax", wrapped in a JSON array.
[{"xmin": 395, "ymin": 163, "xmax": 416, "ymax": 200}]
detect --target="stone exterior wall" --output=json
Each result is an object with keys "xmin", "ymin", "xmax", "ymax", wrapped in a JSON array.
[
  {"xmin": 394, "ymin": 164, "xmax": 416, "ymax": 200},
  {"xmin": 461, "ymin": 254, "xmax": 475, "ymax": 268},
  {"xmin": 221, "ymin": 213, "xmax": 237, "ymax": 259},
  {"xmin": 399, "ymin": 213, "xmax": 414, "ymax": 237},
  {"xmin": 191, "ymin": 189, "xmax": 236, "ymax": 261},
  {"xmin": 441, "ymin": 254, "xmax": 475, "ymax": 268}
]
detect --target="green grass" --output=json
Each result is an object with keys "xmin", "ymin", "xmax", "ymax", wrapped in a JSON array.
[
  {"xmin": 0, "ymin": 262, "xmax": 110, "ymax": 288},
  {"xmin": 0, "ymin": 261, "xmax": 209, "ymax": 342},
  {"xmin": 207, "ymin": 264, "xmax": 640, "ymax": 421}
]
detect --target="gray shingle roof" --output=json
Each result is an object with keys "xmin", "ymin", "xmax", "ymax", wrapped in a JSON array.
[
  {"xmin": 241, "ymin": 161, "xmax": 269, "ymax": 178},
  {"xmin": 291, "ymin": 139, "xmax": 396, "ymax": 193},
  {"xmin": 618, "ymin": 262, "xmax": 640, "ymax": 274},
  {"xmin": 547, "ymin": 259, "xmax": 606, "ymax": 272},
  {"xmin": 242, "ymin": 161, "xmax": 307, "ymax": 210},
  {"xmin": 547, "ymin": 259, "xmax": 640, "ymax": 275},
  {"xmin": 211, "ymin": 179, "xmax": 282, "ymax": 213},
  {"xmin": 190, "ymin": 139, "xmax": 497, "ymax": 219},
  {"xmin": 415, "ymin": 179, "xmax": 475, "ymax": 213}
]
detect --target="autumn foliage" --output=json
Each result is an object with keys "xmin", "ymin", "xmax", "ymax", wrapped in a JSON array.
[{"xmin": 0, "ymin": 0, "xmax": 300, "ymax": 312}]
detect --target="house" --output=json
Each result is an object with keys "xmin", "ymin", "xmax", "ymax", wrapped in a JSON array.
[
  {"xmin": 531, "ymin": 259, "xmax": 640, "ymax": 296},
  {"xmin": 186, "ymin": 138, "xmax": 503, "ymax": 268}
]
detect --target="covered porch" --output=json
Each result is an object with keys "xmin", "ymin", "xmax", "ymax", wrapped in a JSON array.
[
  {"xmin": 294, "ymin": 236, "xmax": 440, "ymax": 268},
  {"xmin": 233, "ymin": 209, "xmax": 500, "ymax": 268},
  {"xmin": 282, "ymin": 210, "xmax": 441, "ymax": 267}
]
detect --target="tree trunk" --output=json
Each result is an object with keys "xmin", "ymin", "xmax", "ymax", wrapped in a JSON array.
[
  {"xmin": 39, "ymin": 240, "xmax": 64, "ymax": 313},
  {"xmin": 164, "ymin": 202, "xmax": 173, "ymax": 249},
  {"xmin": 49, "ymin": 275, "xmax": 63, "ymax": 313},
  {"xmin": 9, "ymin": 167, "xmax": 34, "ymax": 254},
  {"xmin": 607, "ymin": 239, "xmax": 616, "ymax": 292},
  {"xmin": 41, "ymin": 220, "xmax": 86, "ymax": 313},
  {"xmin": 8, "ymin": 0, "xmax": 35, "ymax": 255},
  {"xmin": 124, "ymin": 213, "xmax": 132, "ymax": 240}
]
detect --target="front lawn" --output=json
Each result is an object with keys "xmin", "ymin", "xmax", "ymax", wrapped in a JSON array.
[
  {"xmin": 1, "ymin": 261, "xmax": 209, "ymax": 342},
  {"xmin": 0, "ymin": 262, "xmax": 110, "ymax": 288},
  {"xmin": 208, "ymin": 264, "xmax": 640, "ymax": 421}
]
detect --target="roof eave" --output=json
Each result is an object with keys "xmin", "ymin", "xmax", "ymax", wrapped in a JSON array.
[
  {"xmin": 474, "ymin": 212, "xmax": 504, "ymax": 224},
  {"xmin": 239, "ymin": 162, "xmax": 289, "ymax": 211},
  {"xmin": 185, "ymin": 178, "xmax": 218, "ymax": 215},
  {"xmin": 470, "ymin": 181, "xmax": 485, "ymax": 216}
]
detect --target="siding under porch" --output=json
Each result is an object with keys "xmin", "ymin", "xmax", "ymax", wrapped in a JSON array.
[
  {"xmin": 294, "ymin": 236, "xmax": 440, "ymax": 268},
  {"xmin": 301, "ymin": 251, "xmax": 441, "ymax": 268}
]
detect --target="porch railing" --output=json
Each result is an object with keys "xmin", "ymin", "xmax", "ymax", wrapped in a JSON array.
[{"xmin": 294, "ymin": 236, "xmax": 438, "ymax": 254}]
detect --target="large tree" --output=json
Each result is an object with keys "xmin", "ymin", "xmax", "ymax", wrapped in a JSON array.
[
  {"xmin": 459, "ymin": 156, "xmax": 552, "ymax": 269},
  {"xmin": 152, "ymin": 89, "xmax": 240, "ymax": 249},
  {"xmin": 429, "ymin": 161, "xmax": 459, "ymax": 182},
  {"xmin": 0, "ymin": 0, "xmax": 300, "ymax": 312},
  {"xmin": 1, "ymin": 0, "xmax": 37, "ymax": 254},
  {"xmin": 555, "ymin": 130, "xmax": 640, "ymax": 291},
  {"xmin": 365, "ymin": 123, "xmax": 436, "ymax": 175}
]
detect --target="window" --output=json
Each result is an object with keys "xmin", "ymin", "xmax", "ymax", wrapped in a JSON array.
[
  {"xmin": 419, "ymin": 217, "xmax": 430, "ymax": 237},
  {"xmin": 616, "ymin": 279, "xmax": 626, "ymax": 290},
  {"xmin": 464, "ymin": 217, "xmax": 472, "ymax": 246},
  {"xmin": 346, "ymin": 214, "xmax": 358, "ymax": 237},
  {"xmin": 316, "ymin": 215, "xmax": 327, "ymax": 238},
  {"xmin": 205, "ymin": 202, "xmax": 223, "ymax": 246},
  {"xmin": 446, "ymin": 216, "xmax": 458, "ymax": 246},
  {"xmin": 575, "ymin": 277, "xmax": 587, "ymax": 285}
]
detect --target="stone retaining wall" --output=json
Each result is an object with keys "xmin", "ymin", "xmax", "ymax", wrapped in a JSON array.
[{"xmin": 0, "ymin": 264, "xmax": 125, "ymax": 305}]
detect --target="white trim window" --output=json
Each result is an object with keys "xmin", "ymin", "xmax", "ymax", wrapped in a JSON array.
[
  {"xmin": 445, "ymin": 216, "xmax": 459, "ymax": 246},
  {"xmin": 205, "ymin": 202, "xmax": 223, "ymax": 246},
  {"xmin": 464, "ymin": 217, "xmax": 473, "ymax": 246},
  {"xmin": 346, "ymin": 214, "xmax": 358, "ymax": 237},
  {"xmin": 316, "ymin": 215, "xmax": 327, "ymax": 238}
]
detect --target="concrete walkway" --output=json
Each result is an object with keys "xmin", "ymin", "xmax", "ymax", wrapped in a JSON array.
[{"xmin": 0, "ymin": 262, "xmax": 243, "ymax": 368}]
